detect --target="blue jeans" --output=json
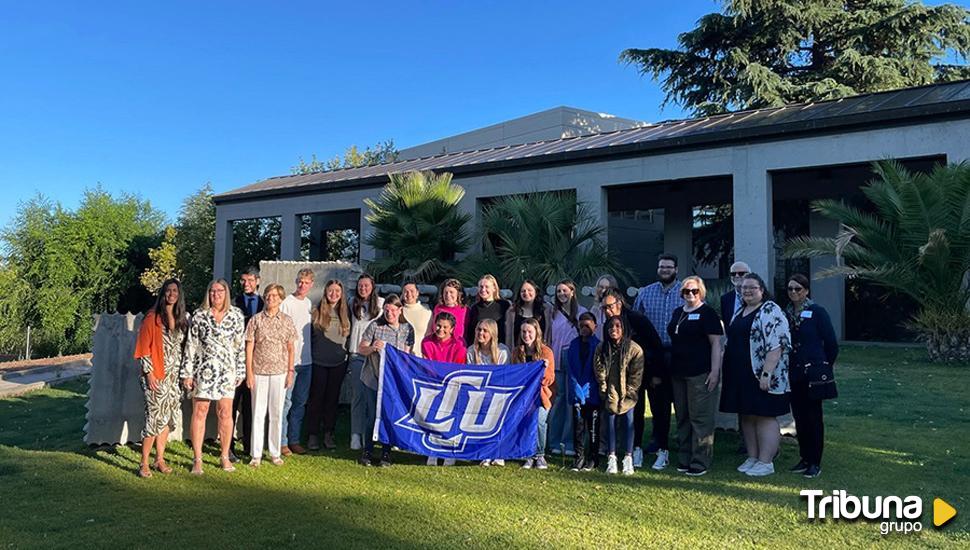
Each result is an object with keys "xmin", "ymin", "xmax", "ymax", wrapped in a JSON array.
[
  {"xmin": 605, "ymin": 409, "xmax": 634, "ymax": 456},
  {"xmin": 547, "ymin": 365, "xmax": 575, "ymax": 455},
  {"xmin": 535, "ymin": 407, "xmax": 549, "ymax": 457},
  {"xmin": 282, "ymin": 364, "xmax": 312, "ymax": 445},
  {"xmin": 348, "ymin": 354, "xmax": 367, "ymax": 436}
]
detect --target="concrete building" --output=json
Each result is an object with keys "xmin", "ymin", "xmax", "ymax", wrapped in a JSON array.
[{"xmin": 213, "ymin": 81, "xmax": 970, "ymax": 341}]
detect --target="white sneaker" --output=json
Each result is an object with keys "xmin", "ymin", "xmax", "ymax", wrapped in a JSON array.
[
  {"xmin": 606, "ymin": 454, "xmax": 618, "ymax": 475},
  {"xmin": 492, "ymin": 459, "xmax": 505, "ymax": 466},
  {"xmin": 651, "ymin": 449, "xmax": 669, "ymax": 471},
  {"xmin": 480, "ymin": 460, "xmax": 491, "ymax": 467},
  {"xmin": 426, "ymin": 457, "xmax": 438, "ymax": 466},
  {"xmin": 622, "ymin": 455, "xmax": 635, "ymax": 476},
  {"xmin": 350, "ymin": 434, "xmax": 362, "ymax": 451},
  {"xmin": 442, "ymin": 459, "xmax": 456, "ymax": 466},
  {"xmin": 737, "ymin": 457, "xmax": 759, "ymax": 473},
  {"xmin": 746, "ymin": 461, "xmax": 775, "ymax": 477},
  {"xmin": 632, "ymin": 447, "xmax": 644, "ymax": 468}
]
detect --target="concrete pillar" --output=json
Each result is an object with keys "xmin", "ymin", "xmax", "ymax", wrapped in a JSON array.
[
  {"xmin": 809, "ymin": 211, "xmax": 845, "ymax": 339},
  {"xmin": 280, "ymin": 212, "xmax": 302, "ymax": 261},
  {"xmin": 663, "ymin": 202, "xmax": 693, "ymax": 274},
  {"xmin": 213, "ymin": 212, "xmax": 233, "ymax": 280},
  {"xmin": 359, "ymin": 209, "xmax": 376, "ymax": 263},
  {"xmin": 577, "ymin": 183, "xmax": 607, "ymax": 242},
  {"xmin": 732, "ymin": 150, "xmax": 774, "ymax": 279}
]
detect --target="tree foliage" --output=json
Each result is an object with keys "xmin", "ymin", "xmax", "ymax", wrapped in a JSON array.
[
  {"xmin": 292, "ymin": 140, "xmax": 399, "ymax": 175},
  {"xmin": 0, "ymin": 189, "xmax": 164, "ymax": 355},
  {"xmin": 364, "ymin": 170, "xmax": 471, "ymax": 283},
  {"xmin": 140, "ymin": 226, "xmax": 180, "ymax": 293},
  {"xmin": 173, "ymin": 184, "xmax": 216, "ymax": 309},
  {"xmin": 785, "ymin": 161, "xmax": 970, "ymax": 361},
  {"xmin": 460, "ymin": 192, "xmax": 634, "ymax": 291},
  {"xmin": 231, "ymin": 217, "xmax": 281, "ymax": 284},
  {"xmin": 621, "ymin": 0, "xmax": 970, "ymax": 115}
]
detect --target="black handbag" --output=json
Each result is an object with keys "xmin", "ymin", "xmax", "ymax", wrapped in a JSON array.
[{"xmin": 804, "ymin": 361, "xmax": 838, "ymax": 400}]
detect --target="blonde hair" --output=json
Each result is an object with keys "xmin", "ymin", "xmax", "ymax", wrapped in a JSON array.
[
  {"xmin": 471, "ymin": 319, "xmax": 500, "ymax": 365},
  {"xmin": 295, "ymin": 268, "xmax": 315, "ymax": 283},
  {"xmin": 262, "ymin": 283, "xmax": 286, "ymax": 301},
  {"xmin": 477, "ymin": 274, "xmax": 500, "ymax": 303},
  {"xmin": 202, "ymin": 279, "xmax": 231, "ymax": 314},
  {"xmin": 312, "ymin": 279, "xmax": 350, "ymax": 337},
  {"xmin": 682, "ymin": 275, "xmax": 707, "ymax": 301}
]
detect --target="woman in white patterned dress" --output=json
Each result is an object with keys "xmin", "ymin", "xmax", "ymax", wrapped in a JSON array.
[
  {"xmin": 182, "ymin": 279, "xmax": 246, "ymax": 475},
  {"xmin": 133, "ymin": 278, "xmax": 188, "ymax": 478}
]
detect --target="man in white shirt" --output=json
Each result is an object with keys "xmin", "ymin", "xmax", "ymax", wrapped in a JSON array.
[{"xmin": 280, "ymin": 268, "xmax": 315, "ymax": 455}]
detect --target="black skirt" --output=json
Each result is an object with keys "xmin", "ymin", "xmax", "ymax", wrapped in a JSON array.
[{"xmin": 720, "ymin": 309, "xmax": 790, "ymax": 417}]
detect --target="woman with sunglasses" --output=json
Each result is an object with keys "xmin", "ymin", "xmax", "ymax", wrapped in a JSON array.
[
  {"xmin": 667, "ymin": 276, "xmax": 723, "ymax": 476},
  {"xmin": 784, "ymin": 273, "xmax": 838, "ymax": 479},
  {"xmin": 719, "ymin": 273, "xmax": 791, "ymax": 477}
]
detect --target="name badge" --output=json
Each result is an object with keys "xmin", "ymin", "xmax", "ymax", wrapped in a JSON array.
[
  {"xmin": 687, "ymin": 313, "xmax": 700, "ymax": 321},
  {"xmin": 800, "ymin": 310, "xmax": 813, "ymax": 319}
]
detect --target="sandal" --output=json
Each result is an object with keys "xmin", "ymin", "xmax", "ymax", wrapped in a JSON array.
[
  {"xmin": 152, "ymin": 461, "xmax": 173, "ymax": 474},
  {"xmin": 221, "ymin": 457, "xmax": 236, "ymax": 472},
  {"xmin": 138, "ymin": 464, "xmax": 152, "ymax": 478},
  {"xmin": 249, "ymin": 458, "xmax": 261, "ymax": 468},
  {"xmin": 190, "ymin": 459, "xmax": 204, "ymax": 476},
  {"xmin": 270, "ymin": 456, "xmax": 284, "ymax": 466}
]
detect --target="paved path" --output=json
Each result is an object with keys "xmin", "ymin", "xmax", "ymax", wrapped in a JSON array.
[{"xmin": 0, "ymin": 358, "xmax": 91, "ymax": 398}]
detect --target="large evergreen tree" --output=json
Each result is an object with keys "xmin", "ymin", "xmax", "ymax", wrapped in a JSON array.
[{"xmin": 621, "ymin": 0, "xmax": 970, "ymax": 116}]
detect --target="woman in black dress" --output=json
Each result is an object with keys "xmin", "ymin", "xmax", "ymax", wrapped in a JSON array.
[{"xmin": 720, "ymin": 273, "xmax": 791, "ymax": 478}]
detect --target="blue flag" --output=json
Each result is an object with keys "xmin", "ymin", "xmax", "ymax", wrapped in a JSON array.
[{"xmin": 374, "ymin": 346, "xmax": 545, "ymax": 460}]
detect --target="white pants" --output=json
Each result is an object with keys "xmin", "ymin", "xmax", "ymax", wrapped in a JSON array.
[{"xmin": 251, "ymin": 373, "xmax": 287, "ymax": 459}]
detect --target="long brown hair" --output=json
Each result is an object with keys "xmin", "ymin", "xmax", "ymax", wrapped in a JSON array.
[
  {"xmin": 153, "ymin": 278, "xmax": 189, "ymax": 334},
  {"xmin": 313, "ymin": 279, "xmax": 350, "ymax": 336},
  {"xmin": 513, "ymin": 279, "xmax": 542, "ymax": 315},
  {"xmin": 552, "ymin": 279, "xmax": 580, "ymax": 327},
  {"xmin": 352, "ymin": 273, "xmax": 381, "ymax": 321},
  {"xmin": 513, "ymin": 317, "xmax": 546, "ymax": 361}
]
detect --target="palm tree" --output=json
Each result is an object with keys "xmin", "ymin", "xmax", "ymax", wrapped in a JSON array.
[
  {"xmin": 785, "ymin": 160, "xmax": 970, "ymax": 361},
  {"xmin": 364, "ymin": 170, "xmax": 471, "ymax": 283},
  {"xmin": 460, "ymin": 192, "xmax": 633, "ymax": 291}
]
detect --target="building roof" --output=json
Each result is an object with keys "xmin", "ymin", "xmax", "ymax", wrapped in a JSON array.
[
  {"xmin": 215, "ymin": 80, "xmax": 970, "ymax": 204},
  {"xmin": 397, "ymin": 106, "xmax": 646, "ymax": 160}
]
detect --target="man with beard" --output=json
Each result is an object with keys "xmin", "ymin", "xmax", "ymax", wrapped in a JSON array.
[{"xmin": 632, "ymin": 253, "xmax": 683, "ymax": 471}]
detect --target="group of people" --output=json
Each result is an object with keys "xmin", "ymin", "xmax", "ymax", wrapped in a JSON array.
[{"xmin": 133, "ymin": 256, "xmax": 839, "ymax": 480}]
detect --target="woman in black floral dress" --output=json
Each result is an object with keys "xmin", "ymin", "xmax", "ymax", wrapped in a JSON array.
[{"xmin": 182, "ymin": 279, "xmax": 246, "ymax": 475}]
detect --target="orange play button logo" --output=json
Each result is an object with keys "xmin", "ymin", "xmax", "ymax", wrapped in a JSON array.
[{"xmin": 934, "ymin": 498, "xmax": 957, "ymax": 528}]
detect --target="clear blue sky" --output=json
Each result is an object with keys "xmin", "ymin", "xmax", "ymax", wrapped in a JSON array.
[{"xmin": 0, "ymin": 1, "xmax": 759, "ymax": 227}]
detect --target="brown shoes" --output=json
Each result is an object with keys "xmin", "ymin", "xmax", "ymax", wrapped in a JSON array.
[
  {"xmin": 280, "ymin": 445, "xmax": 293, "ymax": 456},
  {"xmin": 289, "ymin": 443, "xmax": 307, "ymax": 455}
]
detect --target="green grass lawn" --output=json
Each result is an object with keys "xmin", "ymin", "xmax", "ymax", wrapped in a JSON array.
[{"xmin": 1, "ymin": 346, "xmax": 967, "ymax": 548}]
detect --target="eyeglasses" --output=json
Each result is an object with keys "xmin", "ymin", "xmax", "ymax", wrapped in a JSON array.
[
  {"xmin": 740, "ymin": 286, "xmax": 761, "ymax": 292},
  {"xmin": 730, "ymin": 271, "xmax": 749, "ymax": 277},
  {"xmin": 787, "ymin": 286, "xmax": 805, "ymax": 293},
  {"xmin": 681, "ymin": 288, "xmax": 700, "ymax": 296},
  {"xmin": 601, "ymin": 301, "xmax": 620, "ymax": 310}
]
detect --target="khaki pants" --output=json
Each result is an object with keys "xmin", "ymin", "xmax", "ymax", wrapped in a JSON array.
[{"xmin": 671, "ymin": 373, "xmax": 716, "ymax": 470}]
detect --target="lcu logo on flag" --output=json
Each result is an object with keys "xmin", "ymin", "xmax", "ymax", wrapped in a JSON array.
[{"xmin": 375, "ymin": 346, "xmax": 545, "ymax": 460}]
